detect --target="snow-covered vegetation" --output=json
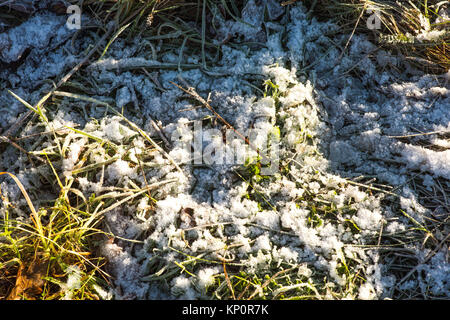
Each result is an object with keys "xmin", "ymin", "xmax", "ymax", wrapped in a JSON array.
[{"xmin": 0, "ymin": 0, "xmax": 448, "ymax": 300}]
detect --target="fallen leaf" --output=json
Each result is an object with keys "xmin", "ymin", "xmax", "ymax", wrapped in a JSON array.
[{"xmin": 7, "ymin": 259, "xmax": 47, "ymax": 300}]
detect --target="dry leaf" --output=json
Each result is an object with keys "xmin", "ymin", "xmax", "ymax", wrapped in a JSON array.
[{"xmin": 7, "ymin": 259, "xmax": 47, "ymax": 300}]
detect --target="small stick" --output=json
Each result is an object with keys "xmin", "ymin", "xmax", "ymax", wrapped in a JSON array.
[
  {"xmin": 0, "ymin": 135, "xmax": 46, "ymax": 163},
  {"xmin": 345, "ymin": 179, "xmax": 399, "ymax": 197},
  {"xmin": 141, "ymin": 68, "xmax": 165, "ymax": 92},
  {"xmin": 386, "ymin": 130, "xmax": 450, "ymax": 139},
  {"xmin": 222, "ymin": 260, "xmax": 236, "ymax": 300}
]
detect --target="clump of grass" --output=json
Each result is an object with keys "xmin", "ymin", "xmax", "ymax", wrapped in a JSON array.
[
  {"xmin": 0, "ymin": 171, "xmax": 109, "ymax": 299},
  {"xmin": 1, "ymin": 77, "xmax": 181, "ymax": 299},
  {"xmin": 74, "ymin": 0, "xmax": 247, "ymax": 32},
  {"xmin": 304, "ymin": 0, "xmax": 450, "ymax": 73}
]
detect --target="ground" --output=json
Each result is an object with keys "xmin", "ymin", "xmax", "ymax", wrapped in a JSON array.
[{"xmin": 0, "ymin": 0, "xmax": 449, "ymax": 300}]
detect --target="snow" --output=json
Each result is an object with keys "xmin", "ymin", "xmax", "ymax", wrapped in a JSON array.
[
  {"xmin": 353, "ymin": 208, "xmax": 383, "ymax": 231},
  {"xmin": 102, "ymin": 117, "xmax": 136, "ymax": 143},
  {"xmin": 253, "ymin": 210, "xmax": 279, "ymax": 229},
  {"xmin": 62, "ymin": 136, "xmax": 87, "ymax": 177},
  {"xmin": 417, "ymin": 251, "xmax": 450, "ymax": 296},
  {"xmin": 62, "ymin": 265, "xmax": 82, "ymax": 300},
  {"xmin": 197, "ymin": 268, "xmax": 219, "ymax": 291},
  {"xmin": 358, "ymin": 282, "xmax": 377, "ymax": 300},
  {"xmin": 253, "ymin": 234, "xmax": 272, "ymax": 252},
  {"xmin": 106, "ymin": 159, "xmax": 136, "ymax": 182},
  {"xmin": 0, "ymin": 12, "xmax": 66, "ymax": 63},
  {"xmin": 401, "ymin": 145, "xmax": 450, "ymax": 179}
]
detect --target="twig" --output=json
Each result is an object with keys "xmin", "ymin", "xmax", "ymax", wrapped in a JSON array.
[
  {"xmin": 88, "ymin": 58, "xmax": 199, "ymax": 71},
  {"xmin": 181, "ymin": 222, "xmax": 234, "ymax": 231},
  {"xmin": 345, "ymin": 179, "xmax": 399, "ymax": 197},
  {"xmin": 0, "ymin": 135, "xmax": 46, "ymax": 163},
  {"xmin": 141, "ymin": 68, "xmax": 165, "ymax": 91},
  {"xmin": 245, "ymin": 222, "xmax": 298, "ymax": 237},
  {"xmin": 236, "ymin": 281, "xmax": 252, "ymax": 300},
  {"xmin": 222, "ymin": 260, "xmax": 236, "ymax": 300},
  {"xmin": 386, "ymin": 130, "xmax": 450, "ymax": 139}
]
